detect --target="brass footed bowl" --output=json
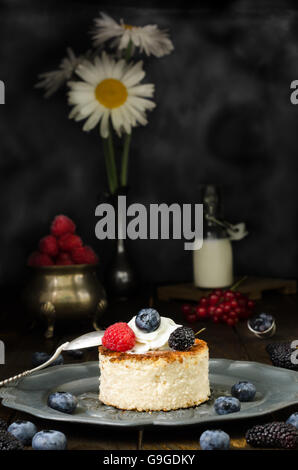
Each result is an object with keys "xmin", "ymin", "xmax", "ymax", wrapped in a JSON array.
[{"xmin": 23, "ymin": 264, "xmax": 107, "ymax": 338}]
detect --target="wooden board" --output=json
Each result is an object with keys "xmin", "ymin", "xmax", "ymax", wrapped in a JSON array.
[{"xmin": 157, "ymin": 276, "xmax": 297, "ymax": 302}]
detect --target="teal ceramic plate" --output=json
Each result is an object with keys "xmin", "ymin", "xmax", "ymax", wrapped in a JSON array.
[{"xmin": 0, "ymin": 359, "xmax": 297, "ymax": 427}]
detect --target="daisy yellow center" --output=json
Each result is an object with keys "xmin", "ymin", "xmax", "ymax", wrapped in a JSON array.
[
  {"xmin": 124, "ymin": 24, "xmax": 133, "ymax": 30},
  {"xmin": 95, "ymin": 78, "xmax": 128, "ymax": 109}
]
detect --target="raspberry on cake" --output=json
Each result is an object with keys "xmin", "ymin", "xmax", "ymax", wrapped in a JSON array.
[
  {"xmin": 98, "ymin": 310, "xmax": 210, "ymax": 411},
  {"xmin": 102, "ymin": 323, "xmax": 136, "ymax": 352}
]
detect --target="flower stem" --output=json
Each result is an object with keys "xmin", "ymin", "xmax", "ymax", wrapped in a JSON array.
[
  {"xmin": 120, "ymin": 132, "xmax": 132, "ymax": 187},
  {"xmin": 125, "ymin": 40, "xmax": 133, "ymax": 62},
  {"xmin": 107, "ymin": 129, "xmax": 118, "ymax": 192},
  {"xmin": 119, "ymin": 41, "xmax": 134, "ymax": 188},
  {"xmin": 102, "ymin": 138, "xmax": 114, "ymax": 195}
]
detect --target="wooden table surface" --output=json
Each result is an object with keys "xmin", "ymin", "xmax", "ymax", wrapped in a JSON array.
[{"xmin": 0, "ymin": 286, "xmax": 297, "ymax": 450}]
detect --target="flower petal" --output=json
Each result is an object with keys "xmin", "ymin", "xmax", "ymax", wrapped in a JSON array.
[
  {"xmin": 128, "ymin": 83, "xmax": 155, "ymax": 97},
  {"xmin": 100, "ymin": 110, "xmax": 110, "ymax": 138},
  {"xmin": 82, "ymin": 107, "xmax": 104, "ymax": 131}
]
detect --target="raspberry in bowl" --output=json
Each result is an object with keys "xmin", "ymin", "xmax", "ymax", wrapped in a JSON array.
[{"xmin": 23, "ymin": 215, "xmax": 106, "ymax": 338}]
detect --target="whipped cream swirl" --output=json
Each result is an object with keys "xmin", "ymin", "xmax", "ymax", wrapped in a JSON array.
[{"xmin": 127, "ymin": 316, "xmax": 181, "ymax": 354}]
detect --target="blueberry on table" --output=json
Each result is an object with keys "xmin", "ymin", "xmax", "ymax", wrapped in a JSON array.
[
  {"xmin": 7, "ymin": 420, "xmax": 37, "ymax": 445},
  {"xmin": 32, "ymin": 430, "xmax": 67, "ymax": 450},
  {"xmin": 231, "ymin": 381, "xmax": 256, "ymax": 402},
  {"xmin": 47, "ymin": 391, "xmax": 78, "ymax": 414},
  {"xmin": 32, "ymin": 352, "xmax": 64, "ymax": 368},
  {"xmin": 287, "ymin": 412, "xmax": 298, "ymax": 430},
  {"xmin": 214, "ymin": 396, "xmax": 241, "ymax": 415},
  {"xmin": 135, "ymin": 308, "xmax": 161, "ymax": 332},
  {"xmin": 199, "ymin": 430, "xmax": 230, "ymax": 450}
]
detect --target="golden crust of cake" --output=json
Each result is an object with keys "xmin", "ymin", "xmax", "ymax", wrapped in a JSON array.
[
  {"xmin": 100, "ymin": 396, "xmax": 210, "ymax": 412},
  {"xmin": 98, "ymin": 338, "xmax": 207, "ymax": 363}
]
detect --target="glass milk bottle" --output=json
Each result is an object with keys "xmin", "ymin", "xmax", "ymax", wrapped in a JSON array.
[{"xmin": 193, "ymin": 185, "xmax": 233, "ymax": 288}]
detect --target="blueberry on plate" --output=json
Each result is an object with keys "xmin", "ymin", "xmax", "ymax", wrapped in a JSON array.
[
  {"xmin": 32, "ymin": 352, "xmax": 64, "ymax": 368},
  {"xmin": 199, "ymin": 430, "xmax": 230, "ymax": 450},
  {"xmin": 214, "ymin": 396, "xmax": 241, "ymax": 415},
  {"xmin": 32, "ymin": 430, "xmax": 67, "ymax": 450},
  {"xmin": 231, "ymin": 381, "xmax": 256, "ymax": 402},
  {"xmin": 7, "ymin": 420, "xmax": 37, "ymax": 445},
  {"xmin": 135, "ymin": 308, "xmax": 161, "ymax": 332},
  {"xmin": 286, "ymin": 412, "xmax": 298, "ymax": 430},
  {"xmin": 47, "ymin": 392, "xmax": 78, "ymax": 414}
]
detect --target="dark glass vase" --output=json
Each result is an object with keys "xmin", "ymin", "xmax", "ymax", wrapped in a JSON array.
[
  {"xmin": 105, "ymin": 187, "xmax": 137, "ymax": 300},
  {"xmin": 107, "ymin": 237, "xmax": 137, "ymax": 299}
]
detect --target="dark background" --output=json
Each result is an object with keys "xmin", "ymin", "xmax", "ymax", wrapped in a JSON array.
[{"xmin": 1, "ymin": 0, "xmax": 298, "ymax": 286}]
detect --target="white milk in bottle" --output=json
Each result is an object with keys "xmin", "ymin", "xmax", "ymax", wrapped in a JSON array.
[{"xmin": 193, "ymin": 185, "xmax": 233, "ymax": 288}]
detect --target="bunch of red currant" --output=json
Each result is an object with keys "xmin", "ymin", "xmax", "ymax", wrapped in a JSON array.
[{"xmin": 181, "ymin": 289, "xmax": 255, "ymax": 326}]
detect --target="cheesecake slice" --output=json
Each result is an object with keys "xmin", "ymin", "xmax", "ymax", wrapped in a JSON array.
[{"xmin": 98, "ymin": 339, "xmax": 210, "ymax": 412}]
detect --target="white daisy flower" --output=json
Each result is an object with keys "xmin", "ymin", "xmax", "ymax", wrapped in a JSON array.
[
  {"xmin": 92, "ymin": 12, "xmax": 174, "ymax": 58},
  {"xmin": 36, "ymin": 48, "xmax": 91, "ymax": 98},
  {"xmin": 67, "ymin": 52, "xmax": 155, "ymax": 138}
]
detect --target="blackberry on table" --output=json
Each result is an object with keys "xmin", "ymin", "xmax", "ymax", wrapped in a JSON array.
[
  {"xmin": 0, "ymin": 430, "xmax": 24, "ymax": 450},
  {"xmin": 266, "ymin": 342, "xmax": 298, "ymax": 370},
  {"xmin": 246, "ymin": 422, "xmax": 298, "ymax": 449},
  {"xmin": 168, "ymin": 326, "xmax": 195, "ymax": 351}
]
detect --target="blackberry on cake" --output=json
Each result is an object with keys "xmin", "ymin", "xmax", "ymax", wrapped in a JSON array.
[{"xmin": 168, "ymin": 326, "xmax": 195, "ymax": 351}]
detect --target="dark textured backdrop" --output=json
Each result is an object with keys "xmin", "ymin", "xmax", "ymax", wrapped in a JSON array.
[{"xmin": 1, "ymin": 0, "xmax": 298, "ymax": 286}]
